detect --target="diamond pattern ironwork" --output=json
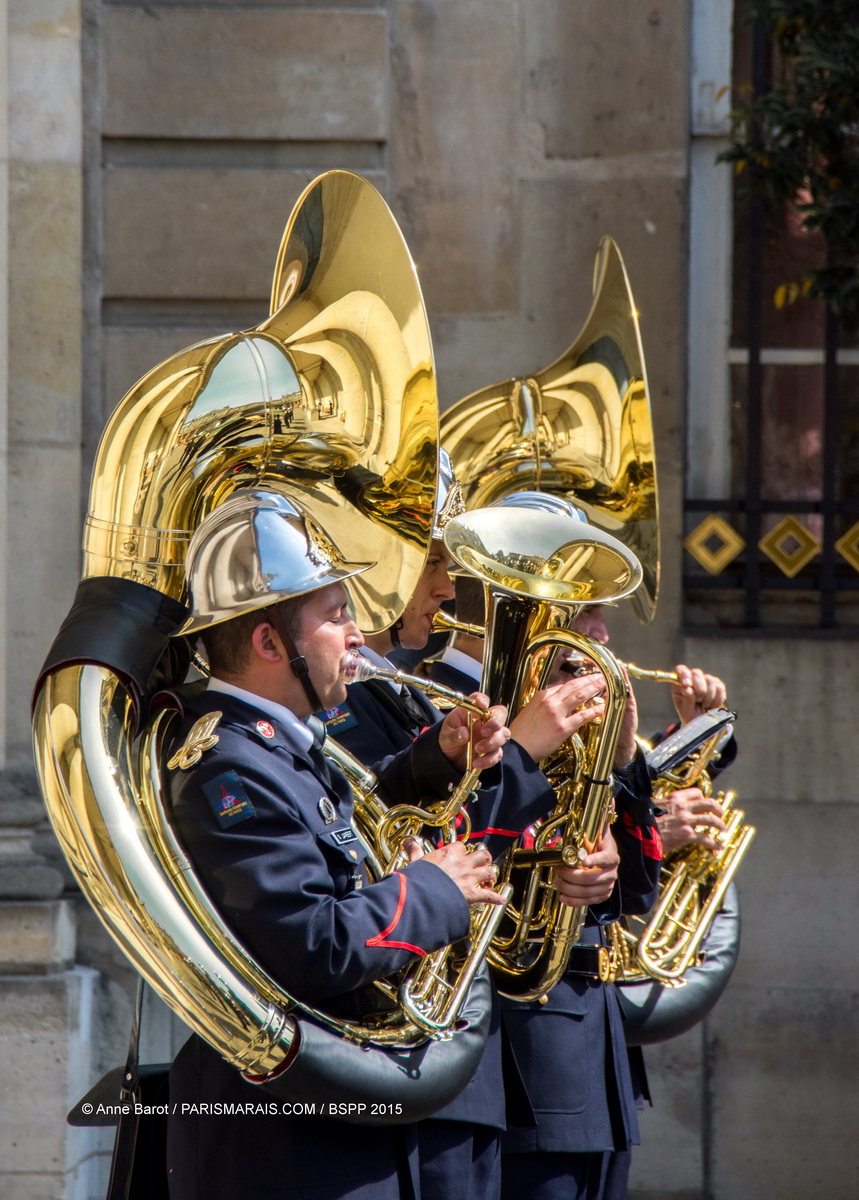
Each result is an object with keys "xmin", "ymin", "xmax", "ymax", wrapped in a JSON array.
[
  {"xmin": 758, "ymin": 515, "xmax": 820, "ymax": 578},
  {"xmin": 835, "ymin": 521, "xmax": 859, "ymax": 574},
  {"xmin": 684, "ymin": 514, "xmax": 746, "ymax": 575}
]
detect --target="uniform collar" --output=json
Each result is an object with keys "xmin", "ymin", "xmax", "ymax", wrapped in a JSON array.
[
  {"xmin": 206, "ymin": 676, "xmax": 314, "ymax": 754},
  {"xmin": 439, "ymin": 645, "xmax": 482, "ymax": 684}
]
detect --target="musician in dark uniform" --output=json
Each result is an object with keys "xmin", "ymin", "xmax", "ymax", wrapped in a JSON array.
[
  {"xmin": 329, "ymin": 469, "xmax": 636, "ymax": 1200},
  {"xmin": 460, "ymin": 502, "xmax": 730, "ymax": 1200},
  {"xmin": 566, "ymin": 603, "xmax": 735, "ymax": 1200},
  {"xmin": 422, "ymin": 562, "xmax": 662, "ymax": 1200},
  {"xmin": 164, "ymin": 489, "xmax": 515, "ymax": 1200}
]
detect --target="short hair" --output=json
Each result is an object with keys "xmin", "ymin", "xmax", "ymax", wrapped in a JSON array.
[{"xmin": 198, "ymin": 594, "xmax": 310, "ymax": 678}]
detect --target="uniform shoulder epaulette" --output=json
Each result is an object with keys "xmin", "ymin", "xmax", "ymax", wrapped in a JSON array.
[{"xmin": 167, "ymin": 711, "xmax": 223, "ymax": 771}]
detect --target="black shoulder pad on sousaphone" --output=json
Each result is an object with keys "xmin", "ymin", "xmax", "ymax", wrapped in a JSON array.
[{"xmin": 441, "ymin": 236, "xmax": 660, "ymax": 624}]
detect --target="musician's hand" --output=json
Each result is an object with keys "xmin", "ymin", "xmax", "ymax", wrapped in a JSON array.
[
  {"xmin": 438, "ymin": 695, "xmax": 509, "ymax": 771},
  {"xmin": 509, "ymin": 675, "xmax": 605, "ymax": 762},
  {"xmin": 657, "ymin": 787, "xmax": 727, "ymax": 852},
  {"xmin": 614, "ymin": 665, "xmax": 639, "ymax": 769},
  {"xmin": 404, "ymin": 838, "xmax": 506, "ymax": 906},
  {"xmin": 671, "ymin": 664, "xmax": 727, "ymax": 725},
  {"xmin": 552, "ymin": 828, "xmax": 619, "ymax": 907}
]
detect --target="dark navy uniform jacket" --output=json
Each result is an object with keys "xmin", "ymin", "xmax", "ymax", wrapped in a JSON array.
[
  {"xmin": 165, "ymin": 688, "xmax": 477, "ymax": 1200},
  {"xmin": 331, "ymin": 674, "xmax": 560, "ymax": 1141},
  {"xmin": 426, "ymin": 657, "xmax": 663, "ymax": 1157}
]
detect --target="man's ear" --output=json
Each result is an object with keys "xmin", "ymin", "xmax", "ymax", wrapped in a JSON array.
[{"xmin": 251, "ymin": 621, "xmax": 284, "ymax": 664}]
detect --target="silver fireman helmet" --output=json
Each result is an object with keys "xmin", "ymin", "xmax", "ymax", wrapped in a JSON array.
[{"xmin": 176, "ymin": 489, "xmax": 375, "ymax": 636}]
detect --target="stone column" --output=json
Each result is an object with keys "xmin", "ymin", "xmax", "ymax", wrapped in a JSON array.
[
  {"xmin": 0, "ymin": 3, "xmax": 104, "ymax": 1198},
  {"xmin": 0, "ymin": 0, "xmax": 8, "ymax": 772}
]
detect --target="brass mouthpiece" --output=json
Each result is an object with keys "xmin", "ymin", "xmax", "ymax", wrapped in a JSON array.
[
  {"xmin": 430, "ymin": 610, "xmax": 485, "ymax": 639},
  {"xmin": 343, "ymin": 651, "xmax": 489, "ymax": 717}
]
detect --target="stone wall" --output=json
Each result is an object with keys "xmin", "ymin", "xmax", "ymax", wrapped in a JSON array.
[{"xmin": 3, "ymin": 2, "xmax": 857, "ymax": 1197}]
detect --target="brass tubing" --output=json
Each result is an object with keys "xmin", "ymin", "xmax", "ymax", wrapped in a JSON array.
[{"xmin": 432, "ymin": 610, "xmax": 681, "ymax": 687}]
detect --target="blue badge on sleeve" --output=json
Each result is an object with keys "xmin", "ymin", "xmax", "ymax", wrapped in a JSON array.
[
  {"xmin": 317, "ymin": 704, "xmax": 359, "ymax": 735},
  {"xmin": 203, "ymin": 772, "xmax": 255, "ymax": 828}
]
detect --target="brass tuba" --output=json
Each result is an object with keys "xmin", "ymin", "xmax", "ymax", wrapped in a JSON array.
[
  {"xmin": 32, "ymin": 171, "xmax": 492, "ymax": 1121},
  {"xmin": 441, "ymin": 503, "xmax": 643, "ymax": 1000}
]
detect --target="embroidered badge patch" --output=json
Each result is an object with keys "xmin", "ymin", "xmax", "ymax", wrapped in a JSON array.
[
  {"xmin": 203, "ymin": 772, "xmax": 255, "ymax": 828},
  {"xmin": 317, "ymin": 796, "xmax": 338, "ymax": 825},
  {"xmin": 331, "ymin": 827, "xmax": 357, "ymax": 845},
  {"xmin": 255, "ymin": 720, "xmax": 275, "ymax": 740},
  {"xmin": 317, "ymin": 704, "xmax": 359, "ymax": 735},
  {"xmin": 167, "ymin": 712, "xmax": 222, "ymax": 771}
]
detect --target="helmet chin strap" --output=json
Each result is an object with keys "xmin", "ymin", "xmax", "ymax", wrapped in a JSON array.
[
  {"xmin": 389, "ymin": 617, "xmax": 403, "ymax": 649},
  {"xmin": 268, "ymin": 608, "xmax": 324, "ymax": 714}
]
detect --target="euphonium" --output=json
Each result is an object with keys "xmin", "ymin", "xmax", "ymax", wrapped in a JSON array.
[
  {"xmin": 544, "ymin": 648, "xmax": 755, "ymax": 1036},
  {"xmin": 32, "ymin": 171, "xmax": 493, "ymax": 1121},
  {"xmin": 441, "ymin": 503, "xmax": 643, "ymax": 1000},
  {"xmin": 609, "ymin": 706, "xmax": 756, "ymax": 988},
  {"xmin": 328, "ymin": 652, "xmax": 513, "ymax": 1038}
]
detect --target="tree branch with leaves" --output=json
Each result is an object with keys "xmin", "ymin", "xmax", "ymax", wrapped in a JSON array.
[{"xmin": 721, "ymin": 0, "xmax": 859, "ymax": 320}]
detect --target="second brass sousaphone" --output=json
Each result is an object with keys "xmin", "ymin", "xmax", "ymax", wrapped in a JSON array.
[{"xmin": 441, "ymin": 236, "xmax": 659, "ymax": 623}]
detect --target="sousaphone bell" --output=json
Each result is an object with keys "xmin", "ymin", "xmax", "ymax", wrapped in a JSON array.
[{"xmin": 441, "ymin": 236, "xmax": 659, "ymax": 624}]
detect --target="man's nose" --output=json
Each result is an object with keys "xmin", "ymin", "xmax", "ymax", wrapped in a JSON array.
[
  {"xmin": 591, "ymin": 617, "xmax": 609, "ymax": 644},
  {"xmin": 437, "ymin": 569, "xmax": 456, "ymax": 601},
  {"xmin": 347, "ymin": 623, "xmax": 364, "ymax": 648}
]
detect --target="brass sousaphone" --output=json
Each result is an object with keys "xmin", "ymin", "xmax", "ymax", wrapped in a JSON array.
[
  {"xmin": 432, "ymin": 239, "xmax": 657, "ymax": 1000},
  {"xmin": 32, "ymin": 171, "xmax": 488, "ymax": 1123},
  {"xmin": 442, "ymin": 239, "xmax": 747, "ymax": 1034},
  {"xmin": 440, "ymin": 235, "xmax": 659, "ymax": 624}
]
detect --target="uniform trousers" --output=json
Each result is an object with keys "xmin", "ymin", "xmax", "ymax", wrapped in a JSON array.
[
  {"xmin": 416, "ymin": 1120, "xmax": 500, "ymax": 1200},
  {"xmin": 501, "ymin": 1151, "xmax": 610, "ymax": 1200}
]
